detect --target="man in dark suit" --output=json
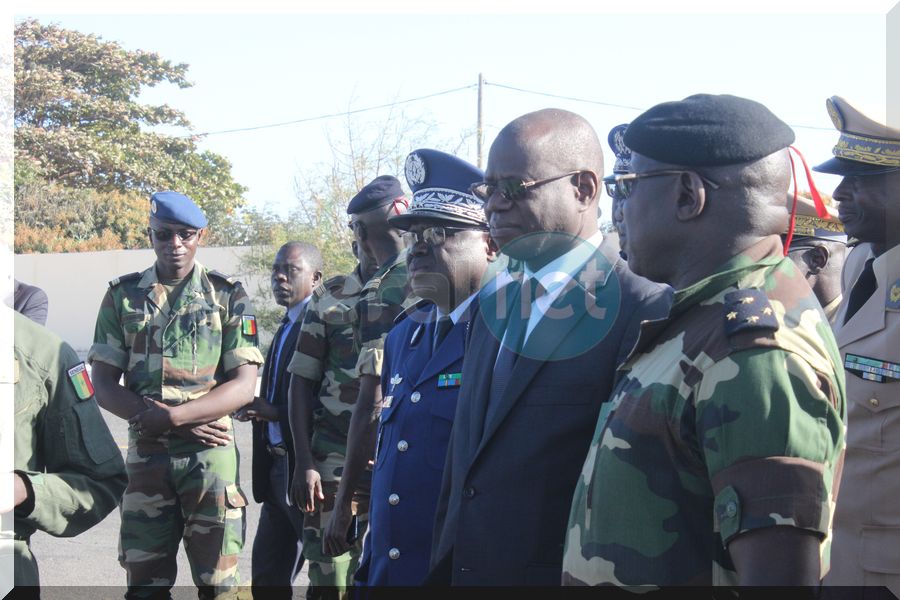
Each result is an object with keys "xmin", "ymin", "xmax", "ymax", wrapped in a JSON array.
[
  {"xmin": 429, "ymin": 108, "xmax": 671, "ymax": 586},
  {"xmin": 11, "ymin": 279, "xmax": 49, "ymax": 325},
  {"xmin": 235, "ymin": 241, "xmax": 323, "ymax": 598}
]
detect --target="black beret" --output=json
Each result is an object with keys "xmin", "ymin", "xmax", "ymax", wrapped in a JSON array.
[
  {"xmin": 624, "ymin": 94, "xmax": 795, "ymax": 167},
  {"xmin": 346, "ymin": 175, "xmax": 405, "ymax": 215}
]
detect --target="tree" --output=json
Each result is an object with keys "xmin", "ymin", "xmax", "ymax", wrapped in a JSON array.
[
  {"xmin": 291, "ymin": 103, "xmax": 461, "ymax": 276},
  {"xmin": 14, "ymin": 19, "xmax": 248, "ymax": 248},
  {"xmin": 240, "ymin": 103, "xmax": 468, "ymax": 334}
]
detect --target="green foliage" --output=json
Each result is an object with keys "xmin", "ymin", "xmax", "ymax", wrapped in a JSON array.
[
  {"xmin": 14, "ymin": 176, "xmax": 149, "ymax": 252},
  {"xmin": 14, "ymin": 18, "xmax": 248, "ymax": 249}
]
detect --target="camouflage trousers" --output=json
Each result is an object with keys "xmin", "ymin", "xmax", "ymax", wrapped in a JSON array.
[
  {"xmin": 120, "ymin": 437, "xmax": 247, "ymax": 600},
  {"xmin": 302, "ymin": 480, "xmax": 370, "ymax": 600}
]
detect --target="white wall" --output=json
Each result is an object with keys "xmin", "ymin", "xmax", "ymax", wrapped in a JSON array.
[{"xmin": 13, "ymin": 246, "xmax": 273, "ymax": 358}]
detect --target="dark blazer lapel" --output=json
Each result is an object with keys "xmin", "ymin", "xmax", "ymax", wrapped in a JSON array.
[
  {"xmin": 474, "ymin": 246, "xmax": 616, "ymax": 454},
  {"xmin": 404, "ymin": 309, "xmax": 437, "ymax": 390},
  {"xmin": 274, "ymin": 320, "xmax": 303, "ymax": 404},
  {"xmin": 466, "ymin": 308, "xmax": 502, "ymax": 457},
  {"xmin": 417, "ymin": 299, "xmax": 476, "ymax": 385},
  {"xmin": 475, "ymin": 284, "xmax": 593, "ymax": 454}
]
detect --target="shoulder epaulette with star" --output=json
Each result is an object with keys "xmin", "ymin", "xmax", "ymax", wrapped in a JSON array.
[
  {"xmin": 318, "ymin": 274, "xmax": 346, "ymax": 298},
  {"xmin": 723, "ymin": 288, "xmax": 779, "ymax": 336},
  {"xmin": 108, "ymin": 272, "xmax": 141, "ymax": 287}
]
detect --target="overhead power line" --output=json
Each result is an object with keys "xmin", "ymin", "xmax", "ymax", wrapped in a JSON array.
[
  {"xmin": 184, "ymin": 84, "xmax": 478, "ymax": 138},
  {"xmin": 485, "ymin": 80, "xmax": 835, "ymax": 132},
  {"xmin": 180, "ymin": 78, "xmax": 835, "ymax": 138},
  {"xmin": 485, "ymin": 81, "xmax": 646, "ymax": 112}
]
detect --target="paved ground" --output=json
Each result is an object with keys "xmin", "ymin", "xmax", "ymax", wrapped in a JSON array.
[{"xmin": 28, "ymin": 397, "xmax": 311, "ymax": 599}]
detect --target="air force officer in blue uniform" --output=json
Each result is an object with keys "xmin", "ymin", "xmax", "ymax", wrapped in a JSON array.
[{"xmin": 355, "ymin": 149, "xmax": 498, "ymax": 587}]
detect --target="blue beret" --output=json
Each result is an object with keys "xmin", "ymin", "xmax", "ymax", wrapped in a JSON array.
[
  {"xmin": 149, "ymin": 191, "xmax": 208, "ymax": 228},
  {"xmin": 346, "ymin": 175, "xmax": 405, "ymax": 215},
  {"xmin": 607, "ymin": 124, "xmax": 632, "ymax": 173},
  {"xmin": 624, "ymin": 94, "xmax": 795, "ymax": 167},
  {"xmin": 390, "ymin": 148, "xmax": 487, "ymax": 230}
]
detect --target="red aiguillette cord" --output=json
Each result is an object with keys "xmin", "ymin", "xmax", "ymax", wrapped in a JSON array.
[
  {"xmin": 784, "ymin": 145, "xmax": 827, "ymax": 256},
  {"xmin": 392, "ymin": 196, "xmax": 409, "ymax": 215}
]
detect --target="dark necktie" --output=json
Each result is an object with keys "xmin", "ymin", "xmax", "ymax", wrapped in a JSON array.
[
  {"xmin": 487, "ymin": 278, "xmax": 541, "ymax": 416},
  {"xmin": 433, "ymin": 315, "xmax": 453, "ymax": 354},
  {"xmin": 267, "ymin": 316, "xmax": 291, "ymax": 403},
  {"xmin": 844, "ymin": 258, "xmax": 877, "ymax": 325}
]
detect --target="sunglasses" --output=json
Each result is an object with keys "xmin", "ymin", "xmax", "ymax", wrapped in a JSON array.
[
  {"xmin": 402, "ymin": 226, "xmax": 480, "ymax": 248},
  {"xmin": 148, "ymin": 227, "xmax": 200, "ymax": 242},
  {"xmin": 603, "ymin": 170, "xmax": 721, "ymax": 201},
  {"xmin": 469, "ymin": 170, "xmax": 585, "ymax": 202}
]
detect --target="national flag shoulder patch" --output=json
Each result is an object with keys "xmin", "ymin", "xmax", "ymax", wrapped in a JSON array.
[
  {"xmin": 241, "ymin": 315, "xmax": 258, "ymax": 336},
  {"xmin": 67, "ymin": 362, "xmax": 95, "ymax": 400}
]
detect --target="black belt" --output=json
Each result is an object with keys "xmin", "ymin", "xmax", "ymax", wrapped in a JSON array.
[{"xmin": 266, "ymin": 443, "xmax": 287, "ymax": 457}]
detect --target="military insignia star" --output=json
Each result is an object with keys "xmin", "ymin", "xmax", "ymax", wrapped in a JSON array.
[{"xmin": 723, "ymin": 289, "xmax": 779, "ymax": 337}]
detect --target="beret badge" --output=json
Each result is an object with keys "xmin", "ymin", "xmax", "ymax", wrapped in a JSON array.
[
  {"xmin": 405, "ymin": 152, "xmax": 427, "ymax": 187},
  {"xmin": 150, "ymin": 199, "xmax": 158, "ymax": 214}
]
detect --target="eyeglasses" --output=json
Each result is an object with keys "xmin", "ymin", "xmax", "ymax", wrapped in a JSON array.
[
  {"xmin": 148, "ymin": 227, "xmax": 200, "ymax": 242},
  {"xmin": 401, "ymin": 226, "xmax": 477, "ymax": 248},
  {"xmin": 469, "ymin": 171, "xmax": 585, "ymax": 202},
  {"xmin": 603, "ymin": 170, "xmax": 720, "ymax": 200}
]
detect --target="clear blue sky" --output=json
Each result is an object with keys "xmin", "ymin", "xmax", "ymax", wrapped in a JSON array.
[{"xmin": 12, "ymin": 3, "xmax": 897, "ymax": 222}]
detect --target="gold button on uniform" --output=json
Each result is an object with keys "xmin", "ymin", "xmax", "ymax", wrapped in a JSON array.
[
  {"xmin": 870, "ymin": 398, "xmax": 879, "ymax": 407},
  {"xmin": 410, "ymin": 391, "xmax": 421, "ymax": 403},
  {"xmin": 398, "ymin": 440, "xmax": 409, "ymax": 452},
  {"xmin": 388, "ymin": 493, "xmax": 400, "ymax": 505},
  {"xmin": 389, "ymin": 548, "xmax": 400, "ymax": 560}
]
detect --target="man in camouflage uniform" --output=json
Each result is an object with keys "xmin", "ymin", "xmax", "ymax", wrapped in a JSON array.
[
  {"xmin": 8, "ymin": 309, "xmax": 127, "ymax": 594},
  {"xmin": 289, "ymin": 176, "xmax": 410, "ymax": 599},
  {"xmin": 287, "ymin": 254, "xmax": 368, "ymax": 598},
  {"xmin": 89, "ymin": 191, "xmax": 264, "ymax": 600},
  {"xmin": 564, "ymin": 95, "xmax": 846, "ymax": 587}
]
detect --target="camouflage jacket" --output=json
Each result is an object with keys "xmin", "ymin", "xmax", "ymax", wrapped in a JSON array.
[
  {"xmin": 563, "ymin": 236, "xmax": 846, "ymax": 587},
  {"xmin": 88, "ymin": 262, "xmax": 264, "ymax": 405},
  {"xmin": 354, "ymin": 251, "xmax": 418, "ymax": 378},
  {"xmin": 12, "ymin": 311, "xmax": 127, "ymax": 551},
  {"xmin": 288, "ymin": 267, "xmax": 365, "ymax": 480}
]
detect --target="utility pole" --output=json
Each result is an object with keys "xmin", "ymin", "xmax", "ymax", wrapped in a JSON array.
[{"xmin": 477, "ymin": 72, "xmax": 484, "ymax": 169}]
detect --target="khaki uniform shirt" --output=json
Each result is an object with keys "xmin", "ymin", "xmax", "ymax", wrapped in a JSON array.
[{"xmin": 826, "ymin": 242, "xmax": 900, "ymax": 593}]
